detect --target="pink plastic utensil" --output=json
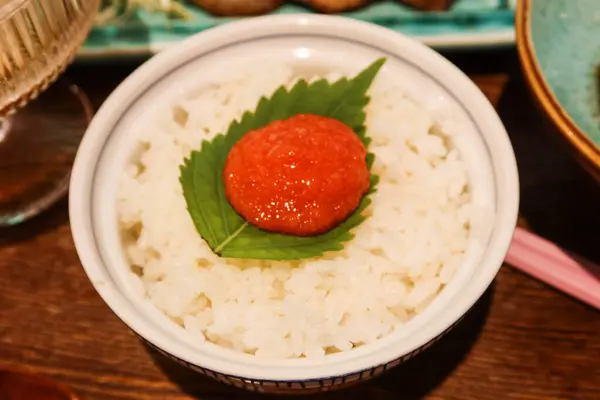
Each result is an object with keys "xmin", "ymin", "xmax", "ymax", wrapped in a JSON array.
[{"xmin": 505, "ymin": 227, "xmax": 600, "ymax": 310}]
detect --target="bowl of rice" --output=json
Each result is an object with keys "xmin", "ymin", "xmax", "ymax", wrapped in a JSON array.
[{"xmin": 69, "ymin": 14, "xmax": 519, "ymax": 394}]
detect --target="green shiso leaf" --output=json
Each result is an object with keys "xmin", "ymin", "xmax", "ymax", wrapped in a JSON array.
[{"xmin": 179, "ymin": 58, "xmax": 386, "ymax": 260}]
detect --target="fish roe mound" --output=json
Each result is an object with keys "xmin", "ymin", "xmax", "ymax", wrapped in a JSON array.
[{"xmin": 223, "ymin": 114, "xmax": 370, "ymax": 236}]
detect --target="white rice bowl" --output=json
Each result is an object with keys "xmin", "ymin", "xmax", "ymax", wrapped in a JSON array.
[{"xmin": 116, "ymin": 60, "xmax": 486, "ymax": 360}]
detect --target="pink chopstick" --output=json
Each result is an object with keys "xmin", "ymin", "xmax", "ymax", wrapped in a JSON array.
[{"xmin": 505, "ymin": 227, "xmax": 600, "ymax": 311}]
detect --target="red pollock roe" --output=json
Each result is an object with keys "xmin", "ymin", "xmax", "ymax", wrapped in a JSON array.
[{"xmin": 223, "ymin": 114, "xmax": 370, "ymax": 236}]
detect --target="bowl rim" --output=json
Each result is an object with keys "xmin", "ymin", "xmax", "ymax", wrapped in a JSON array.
[
  {"xmin": 516, "ymin": 0, "xmax": 600, "ymax": 170},
  {"xmin": 69, "ymin": 13, "xmax": 519, "ymax": 382}
]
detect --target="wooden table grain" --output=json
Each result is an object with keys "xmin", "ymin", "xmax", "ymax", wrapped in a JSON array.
[{"xmin": 1, "ymin": 49, "xmax": 599, "ymax": 400}]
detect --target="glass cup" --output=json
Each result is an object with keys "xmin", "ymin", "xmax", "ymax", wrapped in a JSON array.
[{"xmin": 0, "ymin": 0, "xmax": 100, "ymax": 226}]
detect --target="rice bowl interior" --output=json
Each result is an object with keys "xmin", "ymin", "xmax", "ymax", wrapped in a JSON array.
[{"xmin": 79, "ymin": 27, "xmax": 508, "ymax": 378}]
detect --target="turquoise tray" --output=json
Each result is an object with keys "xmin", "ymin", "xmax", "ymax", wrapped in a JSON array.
[{"xmin": 79, "ymin": 0, "xmax": 516, "ymax": 60}]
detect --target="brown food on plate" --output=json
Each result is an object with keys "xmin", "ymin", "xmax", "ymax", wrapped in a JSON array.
[
  {"xmin": 191, "ymin": 0, "xmax": 284, "ymax": 16},
  {"xmin": 299, "ymin": 0, "xmax": 373, "ymax": 13},
  {"xmin": 398, "ymin": 0, "xmax": 455, "ymax": 11}
]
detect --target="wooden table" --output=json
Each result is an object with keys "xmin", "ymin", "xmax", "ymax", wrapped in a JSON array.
[{"xmin": 1, "ymin": 49, "xmax": 599, "ymax": 400}]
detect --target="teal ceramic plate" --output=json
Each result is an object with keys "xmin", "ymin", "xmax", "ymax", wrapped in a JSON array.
[
  {"xmin": 79, "ymin": 0, "xmax": 516, "ymax": 60},
  {"xmin": 516, "ymin": 0, "xmax": 600, "ymax": 180}
]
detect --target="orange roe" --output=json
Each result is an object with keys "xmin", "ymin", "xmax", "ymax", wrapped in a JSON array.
[{"xmin": 223, "ymin": 114, "xmax": 370, "ymax": 236}]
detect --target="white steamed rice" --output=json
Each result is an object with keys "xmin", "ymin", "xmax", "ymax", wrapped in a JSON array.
[{"xmin": 117, "ymin": 62, "xmax": 473, "ymax": 359}]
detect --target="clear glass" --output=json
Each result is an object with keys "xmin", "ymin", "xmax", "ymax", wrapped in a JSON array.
[{"xmin": 0, "ymin": 0, "xmax": 100, "ymax": 226}]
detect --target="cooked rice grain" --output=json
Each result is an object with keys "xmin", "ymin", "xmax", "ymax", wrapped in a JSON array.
[{"xmin": 117, "ymin": 63, "xmax": 472, "ymax": 359}]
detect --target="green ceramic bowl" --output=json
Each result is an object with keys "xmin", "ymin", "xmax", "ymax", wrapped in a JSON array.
[{"xmin": 517, "ymin": 0, "xmax": 600, "ymax": 180}]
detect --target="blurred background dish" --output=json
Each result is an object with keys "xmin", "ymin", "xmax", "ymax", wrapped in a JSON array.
[
  {"xmin": 0, "ymin": 368, "xmax": 81, "ymax": 400},
  {"xmin": 516, "ymin": 0, "xmax": 600, "ymax": 182},
  {"xmin": 83, "ymin": 0, "xmax": 516, "ymax": 60}
]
